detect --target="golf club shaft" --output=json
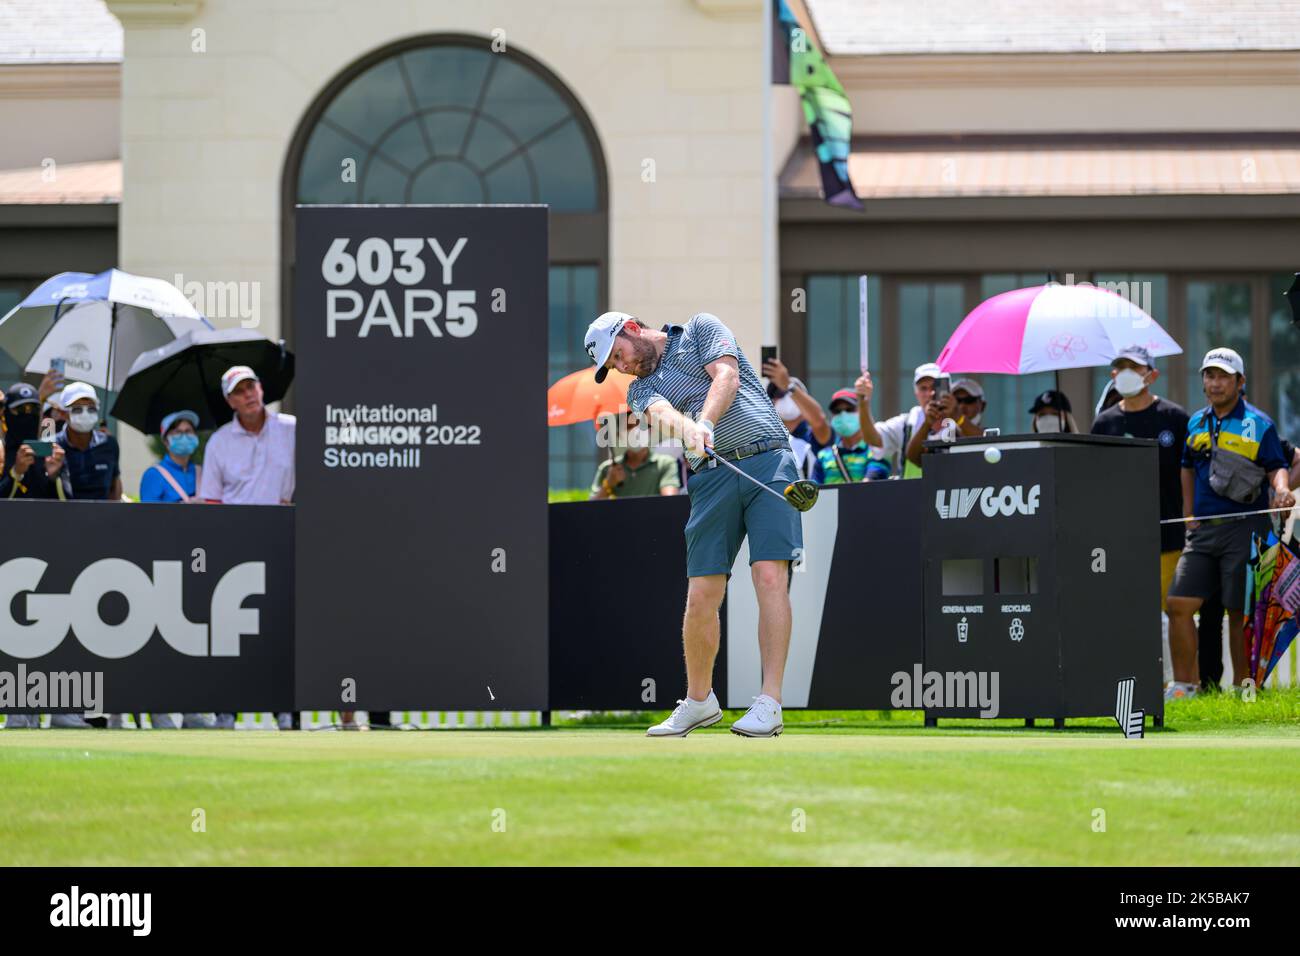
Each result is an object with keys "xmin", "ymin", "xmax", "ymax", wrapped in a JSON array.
[{"xmin": 705, "ymin": 448, "xmax": 788, "ymax": 504}]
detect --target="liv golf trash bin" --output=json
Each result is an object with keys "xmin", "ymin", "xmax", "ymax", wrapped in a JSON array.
[{"xmin": 921, "ymin": 433, "xmax": 1164, "ymax": 728}]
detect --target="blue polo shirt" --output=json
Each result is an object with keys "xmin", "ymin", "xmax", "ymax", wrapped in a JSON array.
[
  {"xmin": 1181, "ymin": 398, "xmax": 1287, "ymax": 517},
  {"xmin": 56, "ymin": 427, "xmax": 120, "ymax": 500},
  {"xmin": 140, "ymin": 455, "xmax": 199, "ymax": 503}
]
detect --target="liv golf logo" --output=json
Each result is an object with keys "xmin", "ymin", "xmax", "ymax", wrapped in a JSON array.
[
  {"xmin": 0, "ymin": 558, "xmax": 265, "ymax": 658},
  {"xmin": 935, "ymin": 484, "xmax": 1041, "ymax": 520},
  {"xmin": 1114, "ymin": 677, "xmax": 1145, "ymax": 739}
]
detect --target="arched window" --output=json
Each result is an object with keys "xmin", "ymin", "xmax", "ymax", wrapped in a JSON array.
[{"xmin": 284, "ymin": 35, "xmax": 607, "ymax": 491}]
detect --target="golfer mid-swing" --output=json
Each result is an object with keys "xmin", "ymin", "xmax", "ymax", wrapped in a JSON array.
[{"xmin": 585, "ymin": 311, "xmax": 803, "ymax": 737}]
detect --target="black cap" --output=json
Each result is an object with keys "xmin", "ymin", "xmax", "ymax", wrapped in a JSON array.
[
  {"xmin": 4, "ymin": 382, "xmax": 39, "ymax": 411},
  {"xmin": 1029, "ymin": 389, "xmax": 1072, "ymax": 414}
]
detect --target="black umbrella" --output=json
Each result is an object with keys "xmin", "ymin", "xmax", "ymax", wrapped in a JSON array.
[{"xmin": 109, "ymin": 328, "xmax": 294, "ymax": 434}]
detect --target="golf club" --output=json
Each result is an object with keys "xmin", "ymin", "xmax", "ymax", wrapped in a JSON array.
[{"xmin": 703, "ymin": 447, "xmax": 819, "ymax": 512}]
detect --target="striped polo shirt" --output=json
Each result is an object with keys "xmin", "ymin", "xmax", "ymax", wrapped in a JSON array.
[
  {"xmin": 625, "ymin": 313, "xmax": 788, "ymax": 470},
  {"xmin": 816, "ymin": 440, "xmax": 891, "ymax": 483}
]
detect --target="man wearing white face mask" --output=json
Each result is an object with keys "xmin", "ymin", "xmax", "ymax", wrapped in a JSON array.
[
  {"xmin": 55, "ymin": 381, "xmax": 122, "ymax": 501},
  {"xmin": 1091, "ymin": 345, "xmax": 1190, "ymax": 619}
]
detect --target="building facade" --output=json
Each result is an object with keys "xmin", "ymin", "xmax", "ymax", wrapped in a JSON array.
[
  {"xmin": 0, "ymin": 0, "xmax": 121, "ymax": 390},
  {"xmin": 782, "ymin": 1, "xmax": 1300, "ymax": 435},
  {"xmin": 104, "ymin": 0, "xmax": 773, "ymax": 491},
  {"xmin": 3, "ymin": 0, "xmax": 1299, "ymax": 491}
]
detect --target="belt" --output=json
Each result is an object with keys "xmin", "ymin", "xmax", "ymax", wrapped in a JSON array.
[{"xmin": 690, "ymin": 437, "xmax": 787, "ymax": 474}]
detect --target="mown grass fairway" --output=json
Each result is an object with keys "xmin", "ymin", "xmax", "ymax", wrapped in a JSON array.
[{"xmin": 2, "ymin": 695, "xmax": 1297, "ymax": 866}]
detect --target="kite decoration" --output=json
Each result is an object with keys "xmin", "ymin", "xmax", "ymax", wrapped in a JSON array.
[{"xmin": 1242, "ymin": 529, "xmax": 1300, "ymax": 687}]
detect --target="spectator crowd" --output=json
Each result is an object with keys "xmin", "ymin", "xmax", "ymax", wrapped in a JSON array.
[
  {"xmin": 6, "ymin": 328, "xmax": 1297, "ymax": 726},
  {"xmin": 588, "ymin": 340, "xmax": 1300, "ymax": 703},
  {"xmin": 2, "ymin": 362, "xmax": 296, "ymax": 730}
]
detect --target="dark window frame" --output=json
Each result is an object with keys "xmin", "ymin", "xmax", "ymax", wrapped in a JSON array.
[
  {"xmin": 278, "ymin": 34, "xmax": 609, "ymax": 489},
  {"xmin": 279, "ymin": 32, "xmax": 609, "ymax": 346}
]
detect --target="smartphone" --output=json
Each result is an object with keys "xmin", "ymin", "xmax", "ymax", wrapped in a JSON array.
[
  {"xmin": 761, "ymin": 346, "xmax": 778, "ymax": 368},
  {"xmin": 934, "ymin": 375, "xmax": 952, "ymax": 399},
  {"xmin": 25, "ymin": 440, "xmax": 53, "ymax": 457},
  {"xmin": 50, "ymin": 357, "xmax": 65, "ymax": 377}
]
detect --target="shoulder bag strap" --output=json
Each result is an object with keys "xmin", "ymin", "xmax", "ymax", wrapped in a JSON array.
[{"xmin": 152, "ymin": 464, "xmax": 191, "ymax": 503}]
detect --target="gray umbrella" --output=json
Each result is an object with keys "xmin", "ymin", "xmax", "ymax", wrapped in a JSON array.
[{"xmin": 0, "ymin": 269, "xmax": 212, "ymax": 393}]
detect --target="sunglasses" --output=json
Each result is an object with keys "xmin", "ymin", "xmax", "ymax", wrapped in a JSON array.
[{"xmin": 955, "ymin": 395, "xmax": 981, "ymax": 405}]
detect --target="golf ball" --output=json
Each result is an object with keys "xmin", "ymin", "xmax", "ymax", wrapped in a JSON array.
[{"xmin": 984, "ymin": 446, "xmax": 1002, "ymax": 464}]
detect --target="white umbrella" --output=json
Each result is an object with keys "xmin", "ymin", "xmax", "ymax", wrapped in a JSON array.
[{"xmin": 0, "ymin": 269, "xmax": 212, "ymax": 393}]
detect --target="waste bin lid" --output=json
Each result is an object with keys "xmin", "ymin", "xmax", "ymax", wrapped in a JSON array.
[{"xmin": 925, "ymin": 432, "xmax": 1156, "ymax": 453}]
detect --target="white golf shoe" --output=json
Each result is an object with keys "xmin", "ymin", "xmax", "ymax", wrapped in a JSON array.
[
  {"xmin": 646, "ymin": 692, "xmax": 722, "ymax": 737},
  {"xmin": 730, "ymin": 695, "xmax": 783, "ymax": 737}
]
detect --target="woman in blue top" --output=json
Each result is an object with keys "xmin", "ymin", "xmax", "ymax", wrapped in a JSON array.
[
  {"xmin": 139, "ymin": 410, "xmax": 202, "ymax": 503},
  {"xmin": 137, "ymin": 409, "xmax": 213, "ymax": 729}
]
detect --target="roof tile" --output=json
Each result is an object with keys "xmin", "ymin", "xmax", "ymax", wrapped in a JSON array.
[{"xmin": 806, "ymin": 0, "xmax": 1300, "ymax": 55}]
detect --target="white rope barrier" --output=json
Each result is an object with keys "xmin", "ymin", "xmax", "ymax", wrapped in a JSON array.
[{"xmin": 1159, "ymin": 505, "xmax": 1298, "ymax": 525}]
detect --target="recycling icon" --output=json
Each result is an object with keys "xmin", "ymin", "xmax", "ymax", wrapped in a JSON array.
[{"xmin": 1009, "ymin": 618, "xmax": 1025, "ymax": 642}]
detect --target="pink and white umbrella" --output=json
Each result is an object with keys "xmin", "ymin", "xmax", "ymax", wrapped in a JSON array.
[{"xmin": 936, "ymin": 283, "xmax": 1182, "ymax": 375}]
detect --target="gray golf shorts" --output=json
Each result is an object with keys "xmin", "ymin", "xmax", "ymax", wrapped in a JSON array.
[
  {"xmin": 1167, "ymin": 515, "xmax": 1267, "ymax": 610},
  {"xmin": 683, "ymin": 447, "xmax": 804, "ymax": 578}
]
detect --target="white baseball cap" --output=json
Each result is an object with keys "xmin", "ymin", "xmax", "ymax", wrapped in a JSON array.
[
  {"xmin": 584, "ymin": 311, "xmax": 635, "ymax": 383},
  {"xmin": 914, "ymin": 362, "xmax": 944, "ymax": 384},
  {"xmin": 60, "ymin": 381, "xmax": 97, "ymax": 408},
  {"xmin": 1200, "ymin": 348, "xmax": 1245, "ymax": 376},
  {"xmin": 221, "ymin": 365, "xmax": 259, "ymax": 397},
  {"xmin": 951, "ymin": 377, "xmax": 984, "ymax": 399}
]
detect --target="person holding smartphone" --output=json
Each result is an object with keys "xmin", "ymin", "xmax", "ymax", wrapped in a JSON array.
[
  {"xmin": 901, "ymin": 374, "xmax": 986, "ymax": 473},
  {"xmin": 38, "ymin": 362, "xmax": 66, "ymax": 407},
  {"xmin": 1, "ymin": 382, "xmax": 68, "ymax": 501},
  {"xmin": 1, "ymin": 383, "xmax": 70, "ymax": 729}
]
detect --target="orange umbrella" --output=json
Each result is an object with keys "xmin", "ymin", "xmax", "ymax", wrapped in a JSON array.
[{"xmin": 547, "ymin": 367, "xmax": 634, "ymax": 426}]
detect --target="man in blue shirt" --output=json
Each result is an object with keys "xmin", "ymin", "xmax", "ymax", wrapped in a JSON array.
[
  {"xmin": 1166, "ymin": 348, "xmax": 1294, "ymax": 699},
  {"xmin": 586, "ymin": 310, "xmax": 800, "ymax": 738}
]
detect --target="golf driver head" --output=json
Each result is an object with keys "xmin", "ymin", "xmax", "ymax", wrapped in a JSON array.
[{"xmin": 783, "ymin": 479, "xmax": 819, "ymax": 512}]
